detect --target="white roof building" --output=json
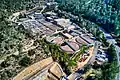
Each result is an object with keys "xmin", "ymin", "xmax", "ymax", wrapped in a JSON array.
[{"xmin": 54, "ymin": 18, "xmax": 71, "ymax": 28}]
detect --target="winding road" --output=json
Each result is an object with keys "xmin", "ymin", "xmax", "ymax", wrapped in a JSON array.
[
  {"xmin": 99, "ymin": 27, "xmax": 120, "ymax": 80},
  {"xmin": 115, "ymin": 45, "xmax": 120, "ymax": 80}
]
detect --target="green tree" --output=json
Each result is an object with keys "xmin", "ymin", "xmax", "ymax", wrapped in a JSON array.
[{"xmin": 19, "ymin": 56, "xmax": 31, "ymax": 67}]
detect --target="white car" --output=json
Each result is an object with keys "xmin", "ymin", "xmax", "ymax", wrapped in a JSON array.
[
  {"xmin": 96, "ymin": 54, "xmax": 106, "ymax": 58},
  {"xmin": 96, "ymin": 57, "xmax": 106, "ymax": 62},
  {"xmin": 96, "ymin": 56, "xmax": 108, "ymax": 62}
]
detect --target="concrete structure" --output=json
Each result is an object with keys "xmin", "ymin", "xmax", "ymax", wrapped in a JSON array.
[
  {"xmin": 60, "ymin": 42, "xmax": 75, "ymax": 54},
  {"xmin": 54, "ymin": 18, "xmax": 71, "ymax": 28},
  {"xmin": 81, "ymin": 34, "xmax": 94, "ymax": 44},
  {"xmin": 34, "ymin": 13, "xmax": 44, "ymax": 19},
  {"xmin": 45, "ymin": 12, "xmax": 57, "ymax": 16},
  {"xmin": 46, "ymin": 36, "xmax": 63, "ymax": 44},
  {"xmin": 13, "ymin": 57, "xmax": 66, "ymax": 80},
  {"xmin": 14, "ymin": 7, "xmax": 104, "ymax": 79},
  {"xmin": 13, "ymin": 57, "xmax": 53, "ymax": 80},
  {"xmin": 76, "ymin": 37, "xmax": 89, "ymax": 45},
  {"xmin": 72, "ymin": 47, "xmax": 94, "ymax": 71},
  {"xmin": 38, "ymin": 19, "xmax": 63, "ymax": 31},
  {"xmin": 61, "ymin": 33, "xmax": 73, "ymax": 39},
  {"xmin": 19, "ymin": 17, "xmax": 63, "ymax": 37}
]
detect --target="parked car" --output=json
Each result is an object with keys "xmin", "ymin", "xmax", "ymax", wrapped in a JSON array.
[
  {"xmin": 96, "ymin": 56, "xmax": 108, "ymax": 62},
  {"xmin": 96, "ymin": 57, "xmax": 105, "ymax": 62}
]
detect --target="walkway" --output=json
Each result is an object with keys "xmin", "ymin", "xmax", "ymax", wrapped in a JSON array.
[{"xmin": 88, "ymin": 41, "xmax": 100, "ymax": 64}]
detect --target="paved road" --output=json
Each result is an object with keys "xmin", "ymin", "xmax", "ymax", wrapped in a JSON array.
[
  {"xmin": 99, "ymin": 27, "xmax": 120, "ymax": 80},
  {"xmin": 115, "ymin": 45, "xmax": 120, "ymax": 80}
]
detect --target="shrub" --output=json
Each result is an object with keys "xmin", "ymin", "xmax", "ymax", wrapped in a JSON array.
[
  {"xmin": 1, "ymin": 61, "xmax": 10, "ymax": 67},
  {"xmin": 19, "ymin": 56, "xmax": 31, "ymax": 67}
]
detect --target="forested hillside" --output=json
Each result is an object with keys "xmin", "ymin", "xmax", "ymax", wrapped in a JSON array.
[
  {"xmin": 0, "ymin": 0, "xmax": 44, "ymax": 79},
  {"xmin": 56, "ymin": 0, "xmax": 120, "ymax": 37},
  {"xmin": 0, "ymin": 0, "xmax": 40, "ymax": 59}
]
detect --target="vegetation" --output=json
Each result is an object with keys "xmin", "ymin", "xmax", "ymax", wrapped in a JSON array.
[
  {"xmin": 98, "ymin": 45, "xmax": 119, "ymax": 80},
  {"xmin": 0, "ymin": 0, "xmax": 45, "ymax": 79},
  {"xmin": 116, "ymin": 37, "xmax": 120, "ymax": 44},
  {"xmin": 56, "ymin": 0, "xmax": 120, "ymax": 37},
  {"xmin": 55, "ymin": 6, "xmax": 107, "ymax": 45},
  {"xmin": 40, "ymin": 39, "xmax": 88, "ymax": 73},
  {"xmin": 85, "ymin": 45, "xmax": 119, "ymax": 80},
  {"xmin": 0, "ymin": 0, "xmax": 41, "ymax": 12},
  {"xmin": 19, "ymin": 56, "xmax": 31, "ymax": 67},
  {"xmin": 114, "ymin": 16, "xmax": 120, "ymax": 37},
  {"xmin": 0, "ymin": 0, "xmax": 119, "ymax": 79},
  {"xmin": 55, "ymin": 1, "xmax": 120, "ymax": 79},
  {"xmin": 0, "ymin": 0, "xmax": 42, "ymax": 57},
  {"xmin": 111, "ymin": 0, "xmax": 120, "ymax": 8},
  {"xmin": 1, "ymin": 61, "xmax": 10, "ymax": 68}
]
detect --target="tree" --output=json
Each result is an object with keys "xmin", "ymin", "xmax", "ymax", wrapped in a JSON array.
[
  {"xmin": 98, "ymin": 45, "xmax": 119, "ymax": 80},
  {"xmin": 56, "ymin": 0, "xmax": 120, "ymax": 36},
  {"xmin": 19, "ymin": 56, "xmax": 31, "ymax": 67},
  {"xmin": 114, "ymin": 15, "xmax": 120, "ymax": 37}
]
